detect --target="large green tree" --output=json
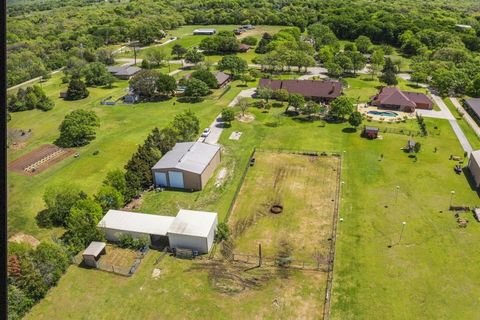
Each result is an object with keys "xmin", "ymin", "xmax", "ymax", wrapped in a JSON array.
[
  {"xmin": 66, "ymin": 77, "xmax": 89, "ymax": 100},
  {"xmin": 217, "ymin": 55, "xmax": 248, "ymax": 78},
  {"xmin": 329, "ymin": 96, "xmax": 355, "ymax": 120},
  {"xmin": 65, "ymin": 199, "xmax": 104, "ymax": 253},
  {"xmin": 56, "ymin": 109, "xmax": 100, "ymax": 147},
  {"xmin": 42, "ymin": 183, "xmax": 87, "ymax": 226},
  {"xmin": 129, "ymin": 69, "xmax": 160, "ymax": 100}
]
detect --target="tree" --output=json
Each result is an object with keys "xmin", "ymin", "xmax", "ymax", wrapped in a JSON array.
[
  {"xmin": 355, "ymin": 36, "xmax": 373, "ymax": 54},
  {"xmin": 31, "ymin": 242, "xmax": 69, "ymax": 288},
  {"xmin": 334, "ymin": 53, "xmax": 353, "ymax": 75},
  {"xmin": 83, "ymin": 62, "xmax": 115, "ymax": 87},
  {"xmin": 431, "ymin": 68, "xmax": 455, "ymax": 96},
  {"xmin": 171, "ymin": 44, "xmax": 187, "ymax": 59},
  {"xmin": 131, "ymin": 25, "xmax": 160, "ymax": 46},
  {"xmin": 347, "ymin": 50, "xmax": 366, "ymax": 76},
  {"xmin": 56, "ymin": 109, "xmax": 100, "ymax": 147},
  {"xmin": 414, "ymin": 142, "xmax": 422, "ymax": 153},
  {"xmin": 183, "ymin": 78, "xmax": 210, "ymax": 102},
  {"xmin": 103, "ymin": 169, "xmax": 127, "ymax": 198},
  {"xmin": 325, "ymin": 62, "xmax": 343, "ymax": 78},
  {"xmin": 155, "ymin": 73, "xmax": 177, "ymax": 96},
  {"xmin": 129, "ymin": 69, "xmax": 160, "ymax": 100},
  {"xmin": 184, "ymin": 48, "xmax": 204, "ymax": 65},
  {"xmin": 257, "ymin": 87, "xmax": 273, "ymax": 107},
  {"xmin": 172, "ymin": 110, "xmax": 200, "ymax": 141},
  {"xmin": 240, "ymin": 73, "xmax": 254, "ymax": 86},
  {"xmin": 96, "ymin": 48, "xmax": 115, "ymax": 65},
  {"xmin": 300, "ymin": 100, "xmax": 320, "ymax": 120},
  {"xmin": 66, "ymin": 77, "xmax": 89, "ymax": 100},
  {"xmin": 65, "ymin": 199, "xmax": 104, "ymax": 252},
  {"xmin": 379, "ymin": 58, "xmax": 398, "ymax": 85},
  {"xmin": 191, "ymin": 69, "xmax": 218, "ymax": 89},
  {"xmin": 469, "ymin": 74, "xmax": 480, "ymax": 97},
  {"xmin": 221, "ymin": 108, "xmax": 235, "ymax": 126},
  {"xmin": 288, "ymin": 93, "xmax": 305, "ymax": 113},
  {"xmin": 217, "ymin": 55, "xmax": 248, "ymax": 78},
  {"xmin": 273, "ymin": 89, "xmax": 289, "ymax": 101},
  {"xmin": 348, "ymin": 111, "xmax": 363, "ymax": 129},
  {"xmin": 42, "ymin": 184, "xmax": 87, "ymax": 226},
  {"xmin": 8, "ymin": 85, "xmax": 54, "ymax": 112},
  {"xmin": 241, "ymin": 36, "xmax": 258, "ymax": 46},
  {"xmin": 95, "ymin": 186, "xmax": 124, "ymax": 213},
  {"xmin": 329, "ymin": 96, "xmax": 354, "ymax": 120},
  {"xmin": 124, "ymin": 143, "xmax": 160, "ymax": 200},
  {"xmin": 145, "ymin": 47, "xmax": 167, "ymax": 67},
  {"xmin": 238, "ymin": 97, "xmax": 249, "ymax": 116},
  {"xmin": 158, "ymin": 126, "xmax": 178, "ymax": 155},
  {"xmin": 215, "ymin": 222, "xmax": 230, "ymax": 243},
  {"xmin": 410, "ymin": 71, "xmax": 428, "ymax": 86}
]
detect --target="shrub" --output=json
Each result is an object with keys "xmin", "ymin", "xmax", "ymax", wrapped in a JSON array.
[
  {"xmin": 118, "ymin": 234, "xmax": 148, "ymax": 250},
  {"xmin": 215, "ymin": 222, "xmax": 230, "ymax": 243}
]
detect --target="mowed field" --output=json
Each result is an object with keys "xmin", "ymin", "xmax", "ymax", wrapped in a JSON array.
[
  {"xmin": 26, "ymin": 103, "xmax": 480, "ymax": 319},
  {"xmin": 229, "ymin": 151, "xmax": 339, "ymax": 262}
]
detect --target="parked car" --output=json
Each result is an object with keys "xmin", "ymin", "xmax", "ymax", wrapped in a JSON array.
[{"xmin": 201, "ymin": 128, "xmax": 211, "ymax": 137}]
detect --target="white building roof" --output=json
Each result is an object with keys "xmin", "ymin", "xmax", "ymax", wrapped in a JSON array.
[
  {"xmin": 152, "ymin": 142, "xmax": 220, "ymax": 174},
  {"xmin": 194, "ymin": 29, "xmax": 216, "ymax": 33},
  {"xmin": 83, "ymin": 241, "xmax": 106, "ymax": 257},
  {"xmin": 167, "ymin": 209, "xmax": 217, "ymax": 237},
  {"xmin": 98, "ymin": 210, "xmax": 175, "ymax": 236}
]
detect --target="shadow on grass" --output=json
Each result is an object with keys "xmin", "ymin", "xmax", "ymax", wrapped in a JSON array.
[
  {"xmin": 342, "ymin": 127, "xmax": 357, "ymax": 133},
  {"xmin": 35, "ymin": 209, "xmax": 53, "ymax": 228}
]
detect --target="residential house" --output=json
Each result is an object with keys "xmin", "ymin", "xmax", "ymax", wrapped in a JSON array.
[
  {"xmin": 371, "ymin": 87, "xmax": 433, "ymax": 112},
  {"xmin": 258, "ymin": 79, "xmax": 343, "ymax": 103}
]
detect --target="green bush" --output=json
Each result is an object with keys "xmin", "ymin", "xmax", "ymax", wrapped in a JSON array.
[{"xmin": 118, "ymin": 234, "xmax": 148, "ymax": 250}]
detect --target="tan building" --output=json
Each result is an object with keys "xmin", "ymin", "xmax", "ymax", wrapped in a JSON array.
[
  {"xmin": 468, "ymin": 150, "xmax": 480, "ymax": 187},
  {"xmin": 151, "ymin": 142, "xmax": 221, "ymax": 191}
]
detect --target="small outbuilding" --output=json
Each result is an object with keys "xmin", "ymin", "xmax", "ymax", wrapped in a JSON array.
[
  {"xmin": 193, "ymin": 29, "xmax": 217, "ymax": 35},
  {"xmin": 152, "ymin": 142, "xmax": 221, "ymax": 191},
  {"xmin": 214, "ymin": 71, "xmax": 231, "ymax": 88},
  {"xmin": 238, "ymin": 44, "xmax": 251, "ymax": 52},
  {"xmin": 82, "ymin": 241, "xmax": 106, "ymax": 268},
  {"xmin": 468, "ymin": 150, "xmax": 480, "ymax": 188},
  {"xmin": 363, "ymin": 126, "xmax": 379, "ymax": 139}
]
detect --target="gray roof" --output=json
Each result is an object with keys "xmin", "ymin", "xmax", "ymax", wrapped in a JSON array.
[
  {"xmin": 83, "ymin": 241, "xmax": 106, "ymax": 257},
  {"xmin": 167, "ymin": 209, "xmax": 217, "ymax": 237},
  {"xmin": 465, "ymin": 98, "xmax": 480, "ymax": 119},
  {"xmin": 214, "ymin": 71, "xmax": 230, "ymax": 85},
  {"xmin": 107, "ymin": 65, "xmax": 141, "ymax": 77},
  {"xmin": 471, "ymin": 150, "xmax": 480, "ymax": 165},
  {"xmin": 152, "ymin": 142, "xmax": 220, "ymax": 174}
]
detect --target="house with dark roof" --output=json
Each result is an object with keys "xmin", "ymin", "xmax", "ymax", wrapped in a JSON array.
[
  {"xmin": 258, "ymin": 79, "xmax": 342, "ymax": 102},
  {"xmin": 107, "ymin": 65, "xmax": 141, "ymax": 80},
  {"xmin": 371, "ymin": 87, "xmax": 433, "ymax": 112},
  {"xmin": 238, "ymin": 44, "xmax": 251, "ymax": 52},
  {"xmin": 214, "ymin": 71, "xmax": 231, "ymax": 88},
  {"xmin": 151, "ymin": 142, "xmax": 221, "ymax": 191},
  {"xmin": 464, "ymin": 98, "xmax": 480, "ymax": 124}
]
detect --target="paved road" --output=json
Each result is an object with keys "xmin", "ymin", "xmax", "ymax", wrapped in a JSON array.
[
  {"xmin": 228, "ymin": 88, "xmax": 256, "ymax": 107},
  {"xmin": 419, "ymin": 91, "xmax": 472, "ymax": 154},
  {"xmin": 450, "ymin": 97, "xmax": 480, "ymax": 138},
  {"xmin": 199, "ymin": 114, "xmax": 225, "ymax": 145}
]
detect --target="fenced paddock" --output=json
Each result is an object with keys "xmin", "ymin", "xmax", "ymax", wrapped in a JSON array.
[
  {"xmin": 221, "ymin": 149, "xmax": 342, "ymax": 318},
  {"xmin": 73, "ymin": 244, "xmax": 148, "ymax": 277}
]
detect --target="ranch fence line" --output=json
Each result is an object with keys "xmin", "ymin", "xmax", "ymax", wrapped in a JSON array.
[
  {"xmin": 322, "ymin": 152, "xmax": 343, "ymax": 320},
  {"xmin": 228, "ymin": 252, "xmax": 329, "ymax": 272}
]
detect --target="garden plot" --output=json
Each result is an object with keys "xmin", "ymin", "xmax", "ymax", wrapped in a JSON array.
[
  {"xmin": 228, "ymin": 151, "xmax": 341, "ymax": 264},
  {"xmin": 8, "ymin": 144, "xmax": 75, "ymax": 175}
]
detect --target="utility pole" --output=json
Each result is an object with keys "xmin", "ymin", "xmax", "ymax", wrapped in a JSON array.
[
  {"xmin": 449, "ymin": 190, "xmax": 455, "ymax": 209},
  {"xmin": 398, "ymin": 221, "xmax": 407, "ymax": 244}
]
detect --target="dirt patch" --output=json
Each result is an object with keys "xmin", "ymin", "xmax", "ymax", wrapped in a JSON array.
[
  {"xmin": 8, "ymin": 144, "xmax": 75, "ymax": 175},
  {"xmin": 229, "ymin": 131, "xmax": 243, "ymax": 140},
  {"xmin": 8, "ymin": 233, "xmax": 40, "ymax": 248},
  {"xmin": 215, "ymin": 167, "xmax": 229, "ymax": 188},
  {"xmin": 7, "ymin": 128, "xmax": 32, "ymax": 147},
  {"xmin": 236, "ymin": 113, "xmax": 255, "ymax": 123},
  {"xmin": 9, "ymin": 142, "xmax": 27, "ymax": 151}
]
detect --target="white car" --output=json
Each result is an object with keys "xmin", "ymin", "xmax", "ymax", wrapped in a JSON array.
[{"xmin": 201, "ymin": 128, "xmax": 211, "ymax": 137}]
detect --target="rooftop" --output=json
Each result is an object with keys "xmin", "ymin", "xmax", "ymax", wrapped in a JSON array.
[
  {"xmin": 83, "ymin": 241, "xmax": 106, "ymax": 257},
  {"xmin": 214, "ymin": 71, "xmax": 230, "ymax": 85},
  {"xmin": 373, "ymin": 87, "xmax": 432, "ymax": 107},
  {"xmin": 98, "ymin": 210, "xmax": 175, "ymax": 236},
  {"xmin": 152, "ymin": 142, "xmax": 220, "ymax": 174},
  {"xmin": 471, "ymin": 150, "xmax": 480, "ymax": 164},
  {"xmin": 107, "ymin": 65, "xmax": 141, "ymax": 77},
  {"xmin": 259, "ymin": 79, "xmax": 342, "ymax": 99},
  {"xmin": 167, "ymin": 209, "xmax": 218, "ymax": 237},
  {"xmin": 465, "ymin": 98, "xmax": 480, "ymax": 119}
]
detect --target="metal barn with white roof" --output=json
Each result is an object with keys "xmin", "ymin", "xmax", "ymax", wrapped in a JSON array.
[
  {"xmin": 151, "ymin": 142, "xmax": 221, "ymax": 191},
  {"xmin": 97, "ymin": 209, "xmax": 218, "ymax": 253}
]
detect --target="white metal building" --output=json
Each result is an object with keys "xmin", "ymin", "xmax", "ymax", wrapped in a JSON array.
[{"xmin": 97, "ymin": 209, "xmax": 218, "ymax": 253}]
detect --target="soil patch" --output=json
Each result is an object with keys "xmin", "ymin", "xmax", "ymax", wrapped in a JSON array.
[
  {"xmin": 8, "ymin": 233, "xmax": 40, "ymax": 248},
  {"xmin": 8, "ymin": 144, "xmax": 75, "ymax": 175},
  {"xmin": 236, "ymin": 113, "xmax": 255, "ymax": 123}
]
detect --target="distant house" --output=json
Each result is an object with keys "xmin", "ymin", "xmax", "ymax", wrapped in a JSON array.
[
  {"xmin": 152, "ymin": 142, "xmax": 221, "ymax": 191},
  {"xmin": 242, "ymin": 25, "xmax": 254, "ymax": 30},
  {"xmin": 363, "ymin": 126, "xmax": 379, "ymax": 139},
  {"xmin": 238, "ymin": 43, "xmax": 251, "ymax": 52},
  {"xmin": 258, "ymin": 79, "xmax": 343, "ymax": 102},
  {"xmin": 107, "ymin": 65, "xmax": 141, "ymax": 80},
  {"xmin": 371, "ymin": 87, "xmax": 433, "ymax": 112},
  {"xmin": 193, "ymin": 29, "xmax": 217, "ymax": 35},
  {"xmin": 98, "ymin": 209, "xmax": 218, "ymax": 253},
  {"xmin": 468, "ymin": 150, "xmax": 480, "ymax": 188},
  {"xmin": 214, "ymin": 71, "xmax": 231, "ymax": 88},
  {"xmin": 464, "ymin": 98, "xmax": 480, "ymax": 124}
]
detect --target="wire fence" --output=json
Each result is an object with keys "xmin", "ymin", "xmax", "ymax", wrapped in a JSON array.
[{"xmin": 230, "ymin": 253, "xmax": 328, "ymax": 272}]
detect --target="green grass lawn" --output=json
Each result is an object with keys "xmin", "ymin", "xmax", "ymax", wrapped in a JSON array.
[
  {"xmin": 7, "ymin": 72, "xmax": 250, "ymax": 241},
  {"xmin": 11, "ymin": 61, "xmax": 480, "ymax": 319}
]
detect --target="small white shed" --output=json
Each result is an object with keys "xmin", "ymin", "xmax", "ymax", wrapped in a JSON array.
[
  {"xmin": 82, "ymin": 241, "xmax": 106, "ymax": 268},
  {"xmin": 167, "ymin": 209, "xmax": 218, "ymax": 254}
]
